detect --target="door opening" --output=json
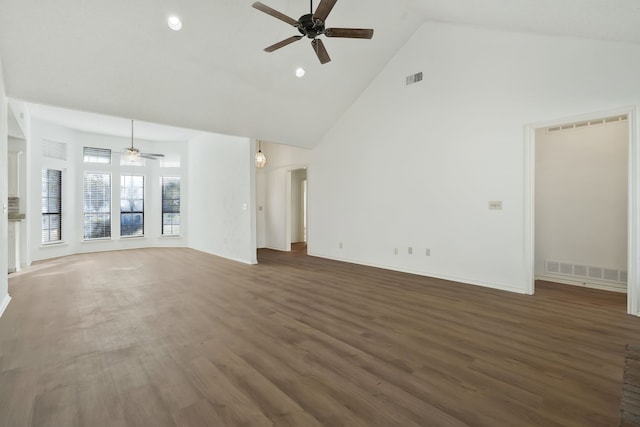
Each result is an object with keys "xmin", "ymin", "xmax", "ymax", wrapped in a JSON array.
[{"xmin": 525, "ymin": 107, "xmax": 639, "ymax": 316}]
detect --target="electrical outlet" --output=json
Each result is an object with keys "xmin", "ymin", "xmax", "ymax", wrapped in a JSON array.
[
  {"xmin": 488, "ymin": 201, "xmax": 503, "ymax": 210},
  {"xmin": 394, "ymin": 248, "xmax": 398, "ymax": 255},
  {"xmin": 425, "ymin": 248, "xmax": 431, "ymax": 256},
  {"xmin": 339, "ymin": 242, "xmax": 343, "ymax": 249},
  {"xmin": 408, "ymin": 247, "xmax": 413, "ymax": 255}
]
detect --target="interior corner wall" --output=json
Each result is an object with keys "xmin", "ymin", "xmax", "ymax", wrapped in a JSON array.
[
  {"xmin": 309, "ymin": 21, "xmax": 640, "ymax": 293},
  {"xmin": 0, "ymin": 56, "xmax": 10, "ymax": 316},
  {"xmin": 535, "ymin": 121, "xmax": 628, "ymax": 290},
  {"xmin": 187, "ymin": 133, "xmax": 256, "ymax": 264}
]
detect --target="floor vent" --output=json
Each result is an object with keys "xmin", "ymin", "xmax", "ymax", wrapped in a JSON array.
[{"xmin": 545, "ymin": 259, "xmax": 626, "ymax": 283}]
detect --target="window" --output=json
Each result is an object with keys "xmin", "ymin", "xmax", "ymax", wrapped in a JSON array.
[
  {"xmin": 161, "ymin": 177, "xmax": 180, "ymax": 235},
  {"xmin": 83, "ymin": 172, "xmax": 111, "ymax": 239},
  {"xmin": 42, "ymin": 169, "xmax": 62, "ymax": 243},
  {"xmin": 83, "ymin": 146, "xmax": 111, "ymax": 164},
  {"xmin": 121, "ymin": 175, "xmax": 144, "ymax": 237}
]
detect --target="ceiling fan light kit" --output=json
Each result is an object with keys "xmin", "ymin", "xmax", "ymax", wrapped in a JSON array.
[
  {"xmin": 252, "ymin": 0, "xmax": 374, "ymax": 64},
  {"xmin": 124, "ymin": 120, "xmax": 165, "ymax": 161}
]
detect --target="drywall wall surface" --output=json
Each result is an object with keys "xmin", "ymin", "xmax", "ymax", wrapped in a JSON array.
[
  {"xmin": 309, "ymin": 21, "xmax": 640, "ymax": 293},
  {"xmin": 188, "ymin": 133, "xmax": 255, "ymax": 264},
  {"xmin": 535, "ymin": 121, "xmax": 627, "ymax": 289}
]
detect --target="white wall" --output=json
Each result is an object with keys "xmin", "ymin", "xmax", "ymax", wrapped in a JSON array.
[
  {"xmin": 535, "ymin": 121, "xmax": 628, "ymax": 290},
  {"xmin": 255, "ymin": 141, "xmax": 310, "ymax": 251},
  {"xmin": 309, "ymin": 21, "xmax": 640, "ymax": 294},
  {"xmin": 28, "ymin": 119, "xmax": 188, "ymax": 262},
  {"xmin": 0, "ymin": 56, "xmax": 10, "ymax": 317},
  {"xmin": 187, "ymin": 133, "xmax": 256, "ymax": 264}
]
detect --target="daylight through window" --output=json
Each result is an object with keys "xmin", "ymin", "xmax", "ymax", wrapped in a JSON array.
[
  {"xmin": 161, "ymin": 177, "xmax": 180, "ymax": 236},
  {"xmin": 121, "ymin": 175, "xmax": 144, "ymax": 237},
  {"xmin": 83, "ymin": 172, "xmax": 111, "ymax": 239}
]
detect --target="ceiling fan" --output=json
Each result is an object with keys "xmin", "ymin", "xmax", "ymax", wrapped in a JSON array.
[
  {"xmin": 252, "ymin": 0, "xmax": 374, "ymax": 64},
  {"xmin": 124, "ymin": 120, "xmax": 164, "ymax": 161}
]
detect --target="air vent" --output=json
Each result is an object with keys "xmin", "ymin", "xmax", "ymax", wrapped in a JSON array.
[
  {"xmin": 406, "ymin": 72, "xmax": 423, "ymax": 86},
  {"xmin": 546, "ymin": 115, "xmax": 627, "ymax": 133},
  {"xmin": 42, "ymin": 139, "xmax": 67, "ymax": 160},
  {"xmin": 545, "ymin": 259, "xmax": 626, "ymax": 284}
]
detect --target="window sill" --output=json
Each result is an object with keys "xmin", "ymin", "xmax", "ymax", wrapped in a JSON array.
[
  {"xmin": 82, "ymin": 238, "xmax": 112, "ymax": 243},
  {"xmin": 120, "ymin": 235, "xmax": 146, "ymax": 240},
  {"xmin": 160, "ymin": 235, "xmax": 182, "ymax": 238},
  {"xmin": 41, "ymin": 241, "xmax": 68, "ymax": 248}
]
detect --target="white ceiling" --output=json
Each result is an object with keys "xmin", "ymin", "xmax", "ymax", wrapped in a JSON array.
[{"xmin": 1, "ymin": 0, "xmax": 640, "ymax": 147}]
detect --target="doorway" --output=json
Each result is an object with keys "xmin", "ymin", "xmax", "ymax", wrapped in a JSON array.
[
  {"xmin": 525, "ymin": 107, "xmax": 639, "ymax": 316},
  {"xmin": 289, "ymin": 168, "xmax": 307, "ymax": 253}
]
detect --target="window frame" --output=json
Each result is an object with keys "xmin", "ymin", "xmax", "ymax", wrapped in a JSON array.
[
  {"xmin": 83, "ymin": 171, "xmax": 112, "ymax": 240},
  {"xmin": 120, "ymin": 174, "xmax": 145, "ymax": 238},
  {"xmin": 161, "ymin": 176, "xmax": 181, "ymax": 236},
  {"xmin": 41, "ymin": 168, "xmax": 62, "ymax": 244}
]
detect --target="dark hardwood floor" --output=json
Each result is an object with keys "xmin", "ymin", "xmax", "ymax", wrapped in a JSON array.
[{"xmin": 1, "ymin": 247, "xmax": 639, "ymax": 426}]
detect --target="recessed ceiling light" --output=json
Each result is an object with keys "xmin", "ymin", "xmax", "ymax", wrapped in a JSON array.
[
  {"xmin": 168, "ymin": 16, "xmax": 182, "ymax": 31},
  {"xmin": 295, "ymin": 67, "xmax": 306, "ymax": 78}
]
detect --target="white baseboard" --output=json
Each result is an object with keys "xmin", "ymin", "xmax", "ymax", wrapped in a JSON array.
[
  {"xmin": 0, "ymin": 294, "xmax": 11, "ymax": 319},
  {"xmin": 307, "ymin": 251, "xmax": 527, "ymax": 295},
  {"xmin": 535, "ymin": 274, "xmax": 627, "ymax": 293}
]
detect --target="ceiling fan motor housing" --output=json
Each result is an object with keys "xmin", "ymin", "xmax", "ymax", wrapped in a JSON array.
[{"xmin": 298, "ymin": 13, "xmax": 325, "ymax": 38}]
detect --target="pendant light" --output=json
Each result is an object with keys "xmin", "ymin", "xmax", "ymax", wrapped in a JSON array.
[{"xmin": 255, "ymin": 140, "xmax": 267, "ymax": 168}]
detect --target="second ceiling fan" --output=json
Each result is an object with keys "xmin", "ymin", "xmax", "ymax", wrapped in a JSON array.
[{"xmin": 252, "ymin": 0, "xmax": 374, "ymax": 64}]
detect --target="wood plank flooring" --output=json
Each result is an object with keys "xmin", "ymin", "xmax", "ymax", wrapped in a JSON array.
[{"xmin": 1, "ymin": 247, "xmax": 639, "ymax": 426}]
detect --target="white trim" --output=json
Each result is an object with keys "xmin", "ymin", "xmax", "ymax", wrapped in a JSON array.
[
  {"xmin": 0, "ymin": 294, "xmax": 11, "ymax": 318},
  {"xmin": 627, "ymin": 108, "xmax": 639, "ymax": 316},
  {"xmin": 307, "ymin": 251, "xmax": 527, "ymax": 295},
  {"xmin": 524, "ymin": 106, "xmax": 639, "ymax": 316},
  {"xmin": 535, "ymin": 275, "xmax": 626, "ymax": 293}
]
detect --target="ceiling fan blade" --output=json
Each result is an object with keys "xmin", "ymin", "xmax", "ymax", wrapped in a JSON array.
[
  {"xmin": 264, "ymin": 36, "xmax": 303, "ymax": 52},
  {"xmin": 252, "ymin": 2, "xmax": 298, "ymax": 26},
  {"xmin": 139, "ymin": 154, "xmax": 160, "ymax": 160},
  {"xmin": 325, "ymin": 28, "xmax": 374, "ymax": 39},
  {"xmin": 141, "ymin": 153, "xmax": 165, "ymax": 157},
  {"xmin": 313, "ymin": 0, "xmax": 337, "ymax": 23},
  {"xmin": 311, "ymin": 39, "xmax": 331, "ymax": 64}
]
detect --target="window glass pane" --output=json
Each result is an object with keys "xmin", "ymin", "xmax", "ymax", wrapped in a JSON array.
[
  {"xmin": 83, "ymin": 147, "xmax": 111, "ymax": 164},
  {"xmin": 83, "ymin": 172, "xmax": 111, "ymax": 239},
  {"xmin": 42, "ymin": 169, "xmax": 62, "ymax": 243},
  {"xmin": 120, "ymin": 175, "xmax": 144, "ymax": 237},
  {"xmin": 161, "ymin": 177, "xmax": 180, "ymax": 235}
]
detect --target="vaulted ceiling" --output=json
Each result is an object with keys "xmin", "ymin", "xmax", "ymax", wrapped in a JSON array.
[{"xmin": 1, "ymin": 0, "xmax": 639, "ymax": 147}]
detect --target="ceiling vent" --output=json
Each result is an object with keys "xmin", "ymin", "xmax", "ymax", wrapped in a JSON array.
[
  {"xmin": 406, "ymin": 72, "xmax": 423, "ymax": 86},
  {"xmin": 546, "ymin": 115, "xmax": 627, "ymax": 134}
]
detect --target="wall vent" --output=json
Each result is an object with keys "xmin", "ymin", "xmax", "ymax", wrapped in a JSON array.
[
  {"xmin": 545, "ymin": 259, "xmax": 626, "ymax": 284},
  {"xmin": 42, "ymin": 139, "xmax": 67, "ymax": 160},
  {"xmin": 406, "ymin": 72, "xmax": 423, "ymax": 86},
  {"xmin": 546, "ymin": 115, "xmax": 627, "ymax": 134}
]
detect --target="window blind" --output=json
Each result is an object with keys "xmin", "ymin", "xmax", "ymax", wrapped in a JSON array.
[
  {"xmin": 83, "ymin": 172, "xmax": 111, "ymax": 239},
  {"xmin": 42, "ymin": 169, "xmax": 62, "ymax": 243},
  {"xmin": 121, "ymin": 175, "xmax": 144, "ymax": 237},
  {"xmin": 83, "ymin": 146, "xmax": 111, "ymax": 164},
  {"xmin": 161, "ymin": 177, "xmax": 180, "ymax": 235}
]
